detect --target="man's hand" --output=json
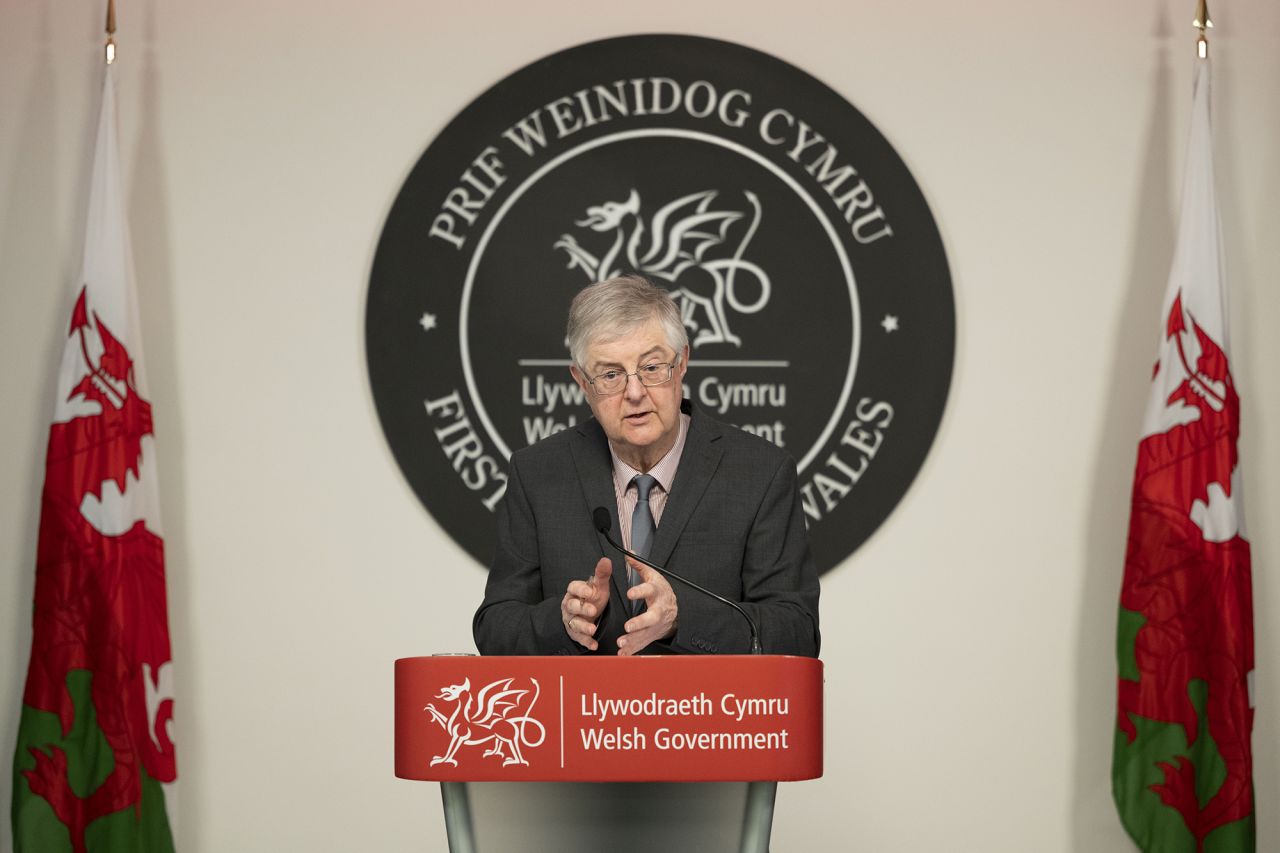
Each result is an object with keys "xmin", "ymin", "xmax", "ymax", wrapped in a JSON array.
[
  {"xmin": 618, "ymin": 559, "xmax": 678, "ymax": 656},
  {"xmin": 562, "ymin": 558, "xmax": 612, "ymax": 651}
]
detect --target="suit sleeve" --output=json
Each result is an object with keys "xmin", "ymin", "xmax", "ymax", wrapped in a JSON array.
[
  {"xmin": 472, "ymin": 453, "xmax": 583, "ymax": 656},
  {"xmin": 663, "ymin": 454, "xmax": 821, "ymax": 657}
]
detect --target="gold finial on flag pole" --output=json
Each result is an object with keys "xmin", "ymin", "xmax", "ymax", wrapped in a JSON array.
[
  {"xmin": 1194, "ymin": 0, "xmax": 1213, "ymax": 59},
  {"xmin": 105, "ymin": 0, "xmax": 117, "ymax": 64}
]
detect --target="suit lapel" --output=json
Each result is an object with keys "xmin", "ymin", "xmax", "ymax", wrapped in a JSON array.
[
  {"xmin": 650, "ymin": 410, "xmax": 723, "ymax": 566},
  {"xmin": 568, "ymin": 419, "xmax": 631, "ymax": 613}
]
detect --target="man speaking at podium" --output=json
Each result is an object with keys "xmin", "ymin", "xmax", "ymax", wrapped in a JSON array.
[{"xmin": 474, "ymin": 275, "xmax": 820, "ymax": 657}]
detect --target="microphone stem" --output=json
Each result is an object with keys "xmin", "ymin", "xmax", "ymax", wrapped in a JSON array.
[{"xmin": 600, "ymin": 528, "xmax": 763, "ymax": 655}]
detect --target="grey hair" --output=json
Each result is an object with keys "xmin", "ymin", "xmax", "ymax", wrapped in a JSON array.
[{"xmin": 566, "ymin": 274, "xmax": 689, "ymax": 370}]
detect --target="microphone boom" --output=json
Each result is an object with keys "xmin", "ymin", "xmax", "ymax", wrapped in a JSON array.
[{"xmin": 593, "ymin": 507, "xmax": 763, "ymax": 654}]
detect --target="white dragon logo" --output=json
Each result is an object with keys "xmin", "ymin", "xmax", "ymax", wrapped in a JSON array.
[
  {"xmin": 554, "ymin": 189, "xmax": 772, "ymax": 348},
  {"xmin": 424, "ymin": 677, "xmax": 546, "ymax": 768}
]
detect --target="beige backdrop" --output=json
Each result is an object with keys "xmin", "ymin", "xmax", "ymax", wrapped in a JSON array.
[{"xmin": 1, "ymin": 1, "xmax": 1277, "ymax": 850}]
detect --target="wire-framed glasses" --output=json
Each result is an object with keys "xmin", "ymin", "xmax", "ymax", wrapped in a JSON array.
[{"xmin": 587, "ymin": 359, "xmax": 680, "ymax": 396}]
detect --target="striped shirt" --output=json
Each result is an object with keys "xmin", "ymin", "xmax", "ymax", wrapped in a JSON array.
[{"xmin": 610, "ymin": 413, "xmax": 691, "ymax": 576}]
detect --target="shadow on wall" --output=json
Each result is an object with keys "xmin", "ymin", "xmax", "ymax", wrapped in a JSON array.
[
  {"xmin": 127, "ymin": 0, "xmax": 201, "ymax": 846},
  {"xmin": 0, "ymin": 9, "xmax": 83, "ymax": 843},
  {"xmin": 1212, "ymin": 3, "xmax": 1280, "ymax": 822},
  {"xmin": 1071, "ymin": 2, "xmax": 1176, "ymax": 850}
]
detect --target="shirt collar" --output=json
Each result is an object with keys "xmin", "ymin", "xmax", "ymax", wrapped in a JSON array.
[{"xmin": 610, "ymin": 412, "xmax": 690, "ymax": 495}]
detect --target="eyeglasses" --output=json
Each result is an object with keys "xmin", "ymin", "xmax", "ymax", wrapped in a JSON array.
[{"xmin": 586, "ymin": 359, "xmax": 680, "ymax": 396}]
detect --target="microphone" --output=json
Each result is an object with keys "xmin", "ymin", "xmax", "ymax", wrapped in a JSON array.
[{"xmin": 593, "ymin": 507, "xmax": 762, "ymax": 655}]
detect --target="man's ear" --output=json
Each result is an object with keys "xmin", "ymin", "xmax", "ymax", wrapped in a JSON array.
[
  {"xmin": 677, "ymin": 346, "xmax": 690, "ymax": 378},
  {"xmin": 570, "ymin": 364, "xmax": 589, "ymax": 393}
]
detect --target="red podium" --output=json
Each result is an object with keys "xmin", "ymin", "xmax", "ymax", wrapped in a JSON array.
[{"xmin": 396, "ymin": 655, "xmax": 822, "ymax": 852}]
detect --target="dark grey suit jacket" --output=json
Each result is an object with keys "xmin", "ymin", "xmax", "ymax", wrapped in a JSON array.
[{"xmin": 473, "ymin": 401, "xmax": 820, "ymax": 657}]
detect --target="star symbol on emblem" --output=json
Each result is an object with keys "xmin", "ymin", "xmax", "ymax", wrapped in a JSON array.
[
  {"xmin": 881, "ymin": 314, "xmax": 899, "ymax": 333},
  {"xmin": 419, "ymin": 312, "xmax": 437, "ymax": 332}
]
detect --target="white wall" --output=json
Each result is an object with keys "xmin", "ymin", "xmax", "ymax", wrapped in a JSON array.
[{"xmin": 2, "ymin": 1, "xmax": 1277, "ymax": 850}]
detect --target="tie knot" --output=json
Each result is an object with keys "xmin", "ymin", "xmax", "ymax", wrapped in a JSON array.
[{"xmin": 633, "ymin": 474, "xmax": 657, "ymax": 501}]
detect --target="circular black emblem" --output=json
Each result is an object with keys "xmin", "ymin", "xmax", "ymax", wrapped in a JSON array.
[{"xmin": 367, "ymin": 34, "xmax": 954, "ymax": 575}]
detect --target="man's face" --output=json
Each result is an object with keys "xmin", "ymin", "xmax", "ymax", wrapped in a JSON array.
[{"xmin": 571, "ymin": 318, "xmax": 689, "ymax": 470}]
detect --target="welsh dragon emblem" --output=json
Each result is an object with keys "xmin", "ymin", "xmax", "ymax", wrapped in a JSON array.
[
  {"xmin": 425, "ymin": 677, "xmax": 546, "ymax": 768},
  {"xmin": 554, "ymin": 189, "xmax": 771, "ymax": 348}
]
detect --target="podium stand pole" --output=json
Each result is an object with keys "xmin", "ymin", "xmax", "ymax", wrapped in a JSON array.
[
  {"xmin": 398, "ymin": 656, "xmax": 821, "ymax": 852},
  {"xmin": 440, "ymin": 780, "xmax": 775, "ymax": 852},
  {"xmin": 440, "ymin": 781, "xmax": 476, "ymax": 853},
  {"xmin": 740, "ymin": 781, "xmax": 777, "ymax": 853}
]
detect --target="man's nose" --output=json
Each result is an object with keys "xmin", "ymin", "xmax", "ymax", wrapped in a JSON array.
[{"xmin": 623, "ymin": 372, "xmax": 647, "ymax": 399}]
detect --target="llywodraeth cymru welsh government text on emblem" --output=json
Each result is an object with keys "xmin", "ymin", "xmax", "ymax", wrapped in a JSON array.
[{"xmin": 366, "ymin": 35, "xmax": 954, "ymax": 574}]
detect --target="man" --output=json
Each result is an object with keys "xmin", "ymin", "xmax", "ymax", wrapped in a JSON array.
[{"xmin": 473, "ymin": 275, "xmax": 819, "ymax": 656}]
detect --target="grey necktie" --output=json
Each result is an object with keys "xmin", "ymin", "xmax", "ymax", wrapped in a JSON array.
[{"xmin": 629, "ymin": 474, "xmax": 657, "ymax": 614}]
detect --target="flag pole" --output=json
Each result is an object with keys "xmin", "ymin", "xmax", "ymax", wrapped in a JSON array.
[
  {"xmin": 105, "ymin": 0, "xmax": 117, "ymax": 65},
  {"xmin": 1194, "ymin": 0, "xmax": 1213, "ymax": 58}
]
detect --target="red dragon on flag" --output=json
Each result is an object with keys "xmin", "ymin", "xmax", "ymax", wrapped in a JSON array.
[
  {"xmin": 15, "ymin": 287, "xmax": 177, "ymax": 853},
  {"xmin": 1115, "ymin": 295, "xmax": 1253, "ymax": 850}
]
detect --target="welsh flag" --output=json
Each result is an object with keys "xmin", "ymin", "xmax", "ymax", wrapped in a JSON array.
[
  {"xmin": 11, "ymin": 62, "xmax": 178, "ymax": 852},
  {"xmin": 1112, "ymin": 57, "xmax": 1254, "ymax": 851}
]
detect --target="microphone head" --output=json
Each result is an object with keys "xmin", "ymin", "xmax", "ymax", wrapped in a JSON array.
[{"xmin": 592, "ymin": 507, "xmax": 612, "ymax": 533}]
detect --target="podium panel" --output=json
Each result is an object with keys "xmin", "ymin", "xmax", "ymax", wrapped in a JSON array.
[{"xmin": 396, "ymin": 655, "xmax": 822, "ymax": 783}]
